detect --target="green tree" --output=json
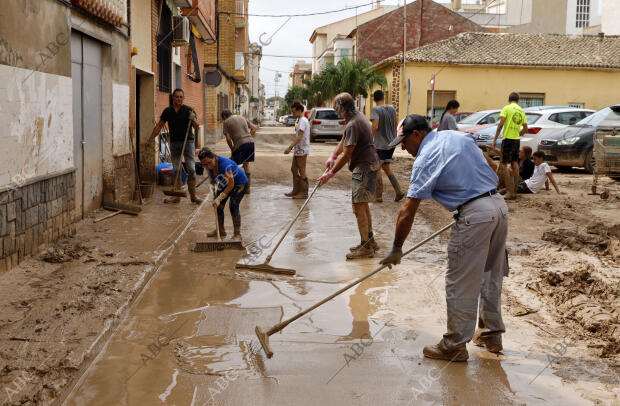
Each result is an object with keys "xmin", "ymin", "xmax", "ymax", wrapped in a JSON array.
[
  {"xmin": 278, "ymin": 85, "xmax": 309, "ymax": 116},
  {"xmin": 305, "ymin": 58, "xmax": 387, "ymax": 102}
]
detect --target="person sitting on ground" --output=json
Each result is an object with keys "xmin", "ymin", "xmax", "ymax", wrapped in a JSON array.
[
  {"xmin": 284, "ymin": 101, "xmax": 310, "ymax": 199},
  {"xmin": 222, "ymin": 109, "xmax": 257, "ymax": 194},
  {"xmin": 437, "ymin": 99, "xmax": 460, "ymax": 131},
  {"xmin": 518, "ymin": 146, "xmax": 535, "ymax": 182},
  {"xmin": 198, "ymin": 147, "xmax": 248, "ymax": 239},
  {"xmin": 517, "ymin": 151, "xmax": 563, "ymax": 194}
]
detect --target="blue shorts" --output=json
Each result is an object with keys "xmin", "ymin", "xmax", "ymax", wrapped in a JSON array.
[
  {"xmin": 376, "ymin": 148, "xmax": 395, "ymax": 164},
  {"xmin": 231, "ymin": 142, "xmax": 255, "ymax": 164}
]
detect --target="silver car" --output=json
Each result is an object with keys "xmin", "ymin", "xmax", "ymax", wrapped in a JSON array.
[{"xmin": 309, "ymin": 108, "xmax": 345, "ymax": 141}]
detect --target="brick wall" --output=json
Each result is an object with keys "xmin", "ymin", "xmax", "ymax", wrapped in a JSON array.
[
  {"xmin": 357, "ymin": 0, "xmax": 485, "ymax": 65},
  {"xmin": 0, "ymin": 171, "xmax": 76, "ymax": 272}
]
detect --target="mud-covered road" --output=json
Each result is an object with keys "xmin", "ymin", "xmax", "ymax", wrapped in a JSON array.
[{"xmin": 1, "ymin": 126, "xmax": 619, "ymax": 405}]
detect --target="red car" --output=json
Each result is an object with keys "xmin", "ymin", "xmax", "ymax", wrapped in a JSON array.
[{"xmin": 431, "ymin": 111, "xmax": 473, "ymax": 129}]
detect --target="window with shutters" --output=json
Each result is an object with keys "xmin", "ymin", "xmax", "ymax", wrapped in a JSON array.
[{"xmin": 576, "ymin": 0, "xmax": 590, "ymax": 28}]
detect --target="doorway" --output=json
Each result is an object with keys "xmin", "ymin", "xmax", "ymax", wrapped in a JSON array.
[{"xmin": 71, "ymin": 31, "xmax": 103, "ymax": 219}]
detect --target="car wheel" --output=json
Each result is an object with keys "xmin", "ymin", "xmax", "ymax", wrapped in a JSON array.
[
  {"xmin": 555, "ymin": 165, "xmax": 572, "ymax": 172},
  {"xmin": 584, "ymin": 149, "xmax": 594, "ymax": 174}
]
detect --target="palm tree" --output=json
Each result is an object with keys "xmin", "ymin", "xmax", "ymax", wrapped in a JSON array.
[{"xmin": 304, "ymin": 58, "xmax": 387, "ymax": 101}]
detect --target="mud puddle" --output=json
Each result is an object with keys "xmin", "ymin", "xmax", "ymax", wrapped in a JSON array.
[{"xmin": 63, "ymin": 176, "xmax": 619, "ymax": 405}]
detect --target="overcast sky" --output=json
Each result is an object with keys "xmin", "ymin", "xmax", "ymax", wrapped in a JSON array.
[{"xmin": 248, "ymin": 0, "xmax": 415, "ymax": 98}]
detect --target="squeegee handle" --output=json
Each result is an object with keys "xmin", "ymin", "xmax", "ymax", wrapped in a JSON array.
[
  {"xmin": 266, "ymin": 221, "xmax": 455, "ymax": 336},
  {"xmin": 264, "ymin": 169, "xmax": 329, "ymax": 263}
]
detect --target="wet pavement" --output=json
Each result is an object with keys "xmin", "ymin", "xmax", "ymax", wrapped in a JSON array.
[{"xmin": 63, "ymin": 128, "xmax": 619, "ymax": 405}]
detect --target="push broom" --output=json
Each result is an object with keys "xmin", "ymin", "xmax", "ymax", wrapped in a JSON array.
[
  {"xmin": 194, "ymin": 185, "xmax": 244, "ymax": 251},
  {"xmin": 235, "ymin": 169, "xmax": 329, "ymax": 276},
  {"xmin": 163, "ymin": 116, "xmax": 193, "ymax": 198},
  {"xmin": 255, "ymin": 221, "xmax": 456, "ymax": 358}
]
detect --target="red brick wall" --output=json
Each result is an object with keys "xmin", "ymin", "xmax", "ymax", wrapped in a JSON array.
[{"xmin": 357, "ymin": 0, "xmax": 486, "ymax": 65}]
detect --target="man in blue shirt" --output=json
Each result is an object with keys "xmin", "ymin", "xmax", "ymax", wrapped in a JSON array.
[
  {"xmin": 380, "ymin": 115, "xmax": 509, "ymax": 361},
  {"xmin": 198, "ymin": 148, "xmax": 248, "ymax": 239}
]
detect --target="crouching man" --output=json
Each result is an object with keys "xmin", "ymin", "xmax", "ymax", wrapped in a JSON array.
[
  {"xmin": 198, "ymin": 147, "xmax": 248, "ymax": 239},
  {"xmin": 380, "ymin": 115, "xmax": 509, "ymax": 361}
]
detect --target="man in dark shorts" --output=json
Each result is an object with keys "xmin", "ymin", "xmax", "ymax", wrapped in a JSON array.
[
  {"xmin": 199, "ymin": 147, "xmax": 248, "ymax": 239},
  {"xmin": 222, "ymin": 110, "xmax": 257, "ymax": 194},
  {"xmin": 319, "ymin": 93, "xmax": 381, "ymax": 260},
  {"xmin": 370, "ymin": 90, "xmax": 405, "ymax": 202},
  {"xmin": 493, "ymin": 92, "xmax": 528, "ymax": 200},
  {"xmin": 148, "ymin": 88, "xmax": 202, "ymax": 204}
]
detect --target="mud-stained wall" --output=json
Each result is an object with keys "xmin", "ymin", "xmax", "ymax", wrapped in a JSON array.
[
  {"xmin": 0, "ymin": 0, "xmax": 71, "ymax": 77},
  {"xmin": 0, "ymin": 0, "xmax": 73, "ymax": 190},
  {"xmin": 0, "ymin": 67, "xmax": 74, "ymax": 189}
]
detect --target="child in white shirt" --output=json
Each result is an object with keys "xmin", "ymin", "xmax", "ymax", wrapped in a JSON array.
[{"xmin": 517, "ymin": 151, "xmax": 563, "ymax": 194}]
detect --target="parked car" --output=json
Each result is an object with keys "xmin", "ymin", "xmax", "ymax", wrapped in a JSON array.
[
  {"xmin": 308, "ymin": 108, "xmax": 345, "ymax": 141},
  {"xmin": 278, "ymin": 115, "xmax": 288, "ymax": 124},
  {"xmin": 474, "ymin": 107, "xmax": 594, "ymax": 152},
  {"xmin": 286, "ymin": 115, "xmax": 296, "ymax": 126},
  {"xmin": 592, "ymin": 104, "xmax": 620, "ymax": 182},
  {"xmin": 538, "ymin": 106, "xmax": 618, "ymax": 174},
  {"xmin": 431, "ymin": 111, "xmax": 473, "ymax": 129},
  {"xmin": 456, "ymin": 109, "xmax": 501, "ymax": 130}
]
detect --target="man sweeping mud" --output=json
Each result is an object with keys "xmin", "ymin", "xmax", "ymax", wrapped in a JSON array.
[
  {"xmin": 198, "ymin": 148, "xmax": 248, "ymax": 239},
  {"xmin": 148, "ymin": 89, "xmax": 202, "ymax": 204},
  {"xmin": 380, "ymin": 115, "xmax": 508, "ymax": 361},
  {"xmin": 318, "ymin": 93, "xmax": 381, "ymax": 260},
  {"xmin": 222, "ymin": 109, "xmax": 257, "ymax": 194}
]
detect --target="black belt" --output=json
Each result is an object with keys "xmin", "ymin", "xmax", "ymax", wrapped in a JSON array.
[{"xmin": 456, "ymin": 189, "xmax": 497, "ymax": 213}]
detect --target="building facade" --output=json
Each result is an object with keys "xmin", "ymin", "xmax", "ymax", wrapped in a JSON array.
[
  {"xmin": 309, "ymin": 4, "xmax": 397, "ymax": 75},
  {"xmin": 368, "ymin": 32, "xmax": 620, "ymax": 120},
  {"xmin": 355, "ymin": 0, "xmax": 485, "ymax": 66},
  {"xmin": 288, "ymin": 60, "xmax": 312, "ymax": 88},
  {"xmin": 0, "ymin": 0, "xmax": 132, "ymax": 271},
  {"xmin": 203, "ymin": 0, "xmax": 250, "ymax": 143}
]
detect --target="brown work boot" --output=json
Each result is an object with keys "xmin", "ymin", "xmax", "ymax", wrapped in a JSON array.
[
  {"xmin": 423, "ymin": 339, "xmax": 469, "ymax": 361},
  {"xmin": 472, "ymin": 329, "xmax": 503, "ymax": 353},
  {"xmin": 246, "ymin": 173, "xmax": 251, "ymax": 195},
  {"xmin": 284, "ymin": 175, "xmax": 300, "ymax": 197},
  {"xmin": 164, "ymin": 196, "xmax": 181, "ymax": 204},
  {"xmin": 292, "ymin": 178, "xmax": 309, "ymax": 199},
  {"xmin": 232, "ymin": 216, "xmax": 242, "ymax": 239},
  {"xmin": 187, "ymin": 179, "xmax": 203, "ymax": 204},
  {"xmin": 388, "ymin": 174, "xmax": 405, "ymax": 202},
  {"xmin": 368, "ymin": 233, "xmax": 379, "ymax": 251},
  {"xmin": 375, "ymin": 178, "xmax": 384, "ymax": 202},
  {"xmin": 346, "ymin": 244, "xmax": 374, "ymax": 260}
]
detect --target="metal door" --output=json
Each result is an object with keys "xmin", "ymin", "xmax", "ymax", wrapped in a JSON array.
[{"xmin": 71, "ymin": 32, "xmax": 103, "ymax": 218}]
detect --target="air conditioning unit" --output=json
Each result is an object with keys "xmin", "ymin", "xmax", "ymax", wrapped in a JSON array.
[{"xmin": 172, "ymin": 16, "xmax": 190, "ymax": 47}]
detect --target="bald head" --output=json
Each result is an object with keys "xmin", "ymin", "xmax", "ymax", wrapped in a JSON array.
[{"xmin": 333, "ymin": 92, "xmax": 356, "ymax": 118}]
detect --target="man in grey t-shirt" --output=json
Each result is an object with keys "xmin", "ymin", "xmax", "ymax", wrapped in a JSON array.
[
  {"xmin": 370, "ymin": 90, "xmax": 405, "ymax": 203},
  {"xmin": 318, "ymin": 93, "xmax": 381, "ymax": 260}
]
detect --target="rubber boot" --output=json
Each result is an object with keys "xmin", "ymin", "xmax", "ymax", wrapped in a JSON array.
[
  {"xmin": 388, "ymin": 174, "xmax": 405, "ymax": 202},
  {"xmin": 284, "ymin": 175, "xmax": 300, "ymax": 197},
  {"xmin": 187, "ymin": 178, "xmax": 203, "ymax": 204},
  {"xmin": 375, "ymin": 177, "xmax": 384, "ymax": 202},
  {"xmin": 504, "ymin": 170, "xmax": 517, "ymax": 200},
  {"xmin": 207, "ymin": 213, "xmax": 226, "ymax": 237},
  {"xmin": 292, "ymin": 178, "xmax": 308, "ymax": 199},
  {"xmin": 232, "ymin": 216, "xmax": 242, "ymax": 239},
  {"xmin": 245, "ymin": 173, "xmax": 251, "ymax": 195}
]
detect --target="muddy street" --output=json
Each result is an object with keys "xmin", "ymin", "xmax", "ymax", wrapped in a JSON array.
[{"xmin": 2, "ymin": 126, "xmax": 602, "ymax": 405}]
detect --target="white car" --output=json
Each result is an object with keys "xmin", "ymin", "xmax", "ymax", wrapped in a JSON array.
[
  {"xmin": 456, "ymin": 109, "xmax": 501, "ymax": 130},
  {"xmin": 520, "ymin": 106, "xmax": 594, "ymax": 150},
  {"xmin": 473, "ymin": 106, "xmax": 594, "ymax": 151}
]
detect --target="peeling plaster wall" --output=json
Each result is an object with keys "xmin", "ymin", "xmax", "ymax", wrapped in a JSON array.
[
  {"xmin": 0, "ymin": 65, "xmax": 73, "ymax": 189},
  {"xmin": 112, "ymin": 82, "xmax": 131, "ymax": 156}
]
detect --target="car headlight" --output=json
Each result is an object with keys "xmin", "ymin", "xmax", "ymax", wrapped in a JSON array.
[{"xmin": 557, "ymin": 136, "xmax": 580, "ymax": 145}]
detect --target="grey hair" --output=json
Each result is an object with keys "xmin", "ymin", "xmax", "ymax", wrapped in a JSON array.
[{"xmin": 335, "ymin": 96, "xmax": 356, "ymax": 115}]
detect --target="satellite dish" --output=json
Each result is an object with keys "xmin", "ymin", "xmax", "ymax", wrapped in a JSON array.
[{"xmin": 204, "ymin": 70, "xmax": 222, "ymax": 87}]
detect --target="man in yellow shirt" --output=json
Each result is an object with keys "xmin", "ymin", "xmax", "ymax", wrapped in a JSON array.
[{"xmin": 493, "ymin": 92, "xmax": 529, "ymax": 199}]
